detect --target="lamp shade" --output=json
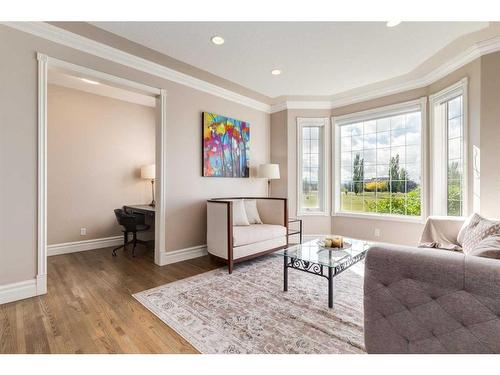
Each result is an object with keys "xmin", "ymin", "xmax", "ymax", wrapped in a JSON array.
[
  {"xmin": 140, "ymin": 164, "xmax": 155, "ymax": 179},
  {"xmin": 258, "ymin": 164, "xmax": 280, "ymax": 179}
]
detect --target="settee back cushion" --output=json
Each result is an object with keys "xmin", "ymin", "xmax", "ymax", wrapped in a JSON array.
[
  {"xmin": 244, "ymin": 199, "xmax": 263, "ymax": 224},
  {"xmin": 232, "ymin": 200, "xmax": 250, "ymax": 226}
]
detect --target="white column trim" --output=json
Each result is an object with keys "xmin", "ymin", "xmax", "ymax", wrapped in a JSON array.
[
  {"xmin": 37, "ymin": 52, "xmax": 48, "ymax": 296},
  {"xmin": 155, "ymin": 89, "xmax": 168, "ymax": 266}
]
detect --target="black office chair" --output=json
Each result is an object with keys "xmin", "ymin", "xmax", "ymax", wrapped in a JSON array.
[{"xmin": 112, "ymin": 208, "xmax": 150, "ymax": 257}]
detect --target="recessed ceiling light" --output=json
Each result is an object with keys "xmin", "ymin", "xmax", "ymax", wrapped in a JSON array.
[
  {"xmin": 80, "ymin": 78, "xmax": 100, "ymax": 85},
  {"xmin": 211, "ymin": 35, "xmax": 225, "ymax": 45},
  {"xmin": 271, "ymin": 69, "xmax": 282, "ymax": 76},
  {"xmin": 386, "ymin": 21, "xmax": 402, "ymax": 28}
]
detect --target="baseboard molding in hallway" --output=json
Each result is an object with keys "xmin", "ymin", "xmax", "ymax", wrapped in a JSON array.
[{"xmin": 47, "ymin": 236, "xmax": 126, "ymax": 256}]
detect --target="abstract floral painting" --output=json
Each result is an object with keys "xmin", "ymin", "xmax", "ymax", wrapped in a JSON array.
[{"xmin": 203, "ymin": 112, "xmax": 250, "ymax": 177}]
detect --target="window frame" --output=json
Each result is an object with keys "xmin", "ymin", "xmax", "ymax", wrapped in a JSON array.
[
  {"xmin": 429, "ymin": 78, "xmax": 468, "ymax": 217},
  {"xmin": 332, "ymin": 98, "xmax": 428, "ymax": 223},
  {"xmin": 296, "ymin": 117, "xmax": 330, "ymax": 216}
]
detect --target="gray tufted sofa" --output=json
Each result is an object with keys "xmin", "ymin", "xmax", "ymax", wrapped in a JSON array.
[{"xmin": 364, "ymin": 220, "xmax": 500, "ymax": 353}]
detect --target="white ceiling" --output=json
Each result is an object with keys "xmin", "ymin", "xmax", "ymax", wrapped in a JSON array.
[{"xmin": 91, "ymin": 22, "xmax": 488, "ymax": 98}]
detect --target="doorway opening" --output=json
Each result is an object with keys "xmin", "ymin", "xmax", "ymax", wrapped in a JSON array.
[{"xmin": 36, "ymin": 53, "xmax": 167, "ymax": 296}]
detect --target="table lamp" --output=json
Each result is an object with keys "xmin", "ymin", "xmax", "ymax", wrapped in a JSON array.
[
  {"xmin": 141, "ymin": 164, "xmax": 156, "ymax": 207},
  {"xmin": 258, "ymin": 164, "xmax": 280, "ymax": 197}
]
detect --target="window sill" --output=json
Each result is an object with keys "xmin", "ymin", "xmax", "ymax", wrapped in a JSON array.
[
  {"xmin": 332, "ymin": 211, "xmax": 425, "ymax": 224},
  {"xmin": 297, "ymin": 211, "xmax": 330, "ymax": 217}
]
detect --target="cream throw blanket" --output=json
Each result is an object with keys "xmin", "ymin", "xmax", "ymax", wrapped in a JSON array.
[{"xmin": 418, "ymin": 216, "xmax": 465, "ymax": 251}]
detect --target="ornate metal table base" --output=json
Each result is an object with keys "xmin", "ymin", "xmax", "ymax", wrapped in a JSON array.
[{"xmin": 283, "ymin": 251, "xmax": 367, "ymax": 308}]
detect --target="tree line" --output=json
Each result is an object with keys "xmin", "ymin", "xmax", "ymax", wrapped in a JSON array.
[{"xmin": 349, "ymin": 153, "xmax": 417, "ymax": 194}]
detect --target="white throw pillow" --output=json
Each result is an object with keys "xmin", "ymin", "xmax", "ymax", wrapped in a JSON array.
[
  {"xmin": 469, "ymin": 235, "xmax": 500, "ymax": 259},
  {"xmin": 244, "ymin": 199, "xmax": 263, "ymax": 224},
  {"xmin": 462, "ymin": 213, "xmax": 500, "ymax": 255},
  {"xmin": 232, "ymin": 200, "xmax": 250, "ymax": 226}
]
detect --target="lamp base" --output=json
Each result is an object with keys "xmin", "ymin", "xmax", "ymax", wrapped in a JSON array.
[{"xmin": 149, "ymin": 179, "xmax": 155, "ymax": 208}]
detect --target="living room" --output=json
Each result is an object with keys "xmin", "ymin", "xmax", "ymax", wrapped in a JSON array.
[{"xmin": 1, "ymin": 1, "xmax": 500, "ymax": 373}]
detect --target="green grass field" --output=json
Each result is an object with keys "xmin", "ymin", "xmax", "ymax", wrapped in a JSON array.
[
  {"xmin": 341, "ymin": 192, "xmax": 389, "ymax": 211},
  {"xmin": 302, "ymin": 190, "xmax": 421, "ymax": 216},
  {"xmin": 341, "ymin": 191, "xmax": 420, "ymax": 215}
]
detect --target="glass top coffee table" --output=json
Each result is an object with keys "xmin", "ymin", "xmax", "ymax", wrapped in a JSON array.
[{"xmin": 275, "ymin": 238, "xmax": 369, "ymax": 308}]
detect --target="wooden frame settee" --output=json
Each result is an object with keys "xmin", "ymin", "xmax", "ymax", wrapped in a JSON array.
[{"xmin": 207, "ymin": 197, "xmax": 288, "ymax": 273}]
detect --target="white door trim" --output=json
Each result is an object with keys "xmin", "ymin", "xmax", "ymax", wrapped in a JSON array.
[
  {"xmin": 155, "ymin": 90, "xmax": 168, "ymax": 265},
  {"xmin": 37, "ymin": 53, "xmax": 48, "ymax": 295},
  {"xmin": 37, "ymin": 53, "xmax": 168, "ymax": 296}
]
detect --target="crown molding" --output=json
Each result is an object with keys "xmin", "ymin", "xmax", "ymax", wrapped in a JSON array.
[
  {"xmin": 2, "ymin": 22, "xmax": 272, "ymax": 113},
  {"xmin": 269, "ymin": 102, "xmax": 288, "ymax": 113},
  {"xmin": 4, "ymin": 22, "xmax": 500, "ymax": 115},
  {"xmin": 269, "ymin": 35, "xmax": 500, "ymax": 113},
  {"xmin": 270, "ymin": 100, "xmax": 333, "ymax": 113}
]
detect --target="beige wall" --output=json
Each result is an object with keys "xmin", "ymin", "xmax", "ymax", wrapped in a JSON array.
[
  {"xmin": 480, "ymin": 52, "xmax": 500, "ymax": 218},
  {"xmin": 0, "ymin": 25, "xmax": 269, "ymax": 286},
  {"xmin": 47, "ymin": 84, "xmax": 155, "ymax": 244},
  {"xmin": 163, "ymin": 83, "xmax": 269, "ymax": 251},
  {"xmin": 270, "ymin": 110, "xmax": 288, "ymax": 198},
  {"xmin": 272, "ymin": 58, "xmax": 488, "ymax": 246}
]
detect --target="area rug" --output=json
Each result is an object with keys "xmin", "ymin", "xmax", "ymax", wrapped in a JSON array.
[{"xmin": 133, "ymin": 254, "xmax": 365, "ymax": 354}]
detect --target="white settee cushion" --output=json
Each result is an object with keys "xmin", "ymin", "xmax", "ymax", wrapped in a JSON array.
[
  {"xmin": 233, "ymin": 224, "xmax": 286, "ymax": 247},
  {"xmin": 232, "ymin": 199, "xmax": 250, "ymax": 226},
  {"xmin": 244, "ymin": 199, "xmax": 263, "ymax": 224}
]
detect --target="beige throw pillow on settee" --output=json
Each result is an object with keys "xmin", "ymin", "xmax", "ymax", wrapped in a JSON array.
[
  {"xmin": 469, "ymin": 235, "xmax": 500, "ymax": 259},
  {"xmin": 461, "ymin": 213, "xmax": 500, "ymax": 255}
]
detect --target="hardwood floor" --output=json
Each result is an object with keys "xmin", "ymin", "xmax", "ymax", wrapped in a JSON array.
[{"xmin": 0, "ymin": 245, "xmax": 222, "ymax": 353}]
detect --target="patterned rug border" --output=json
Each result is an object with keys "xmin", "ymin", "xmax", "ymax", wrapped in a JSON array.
[{"xmin": 133, "ymin": 264, "xmax": 231, "ymax": 353}]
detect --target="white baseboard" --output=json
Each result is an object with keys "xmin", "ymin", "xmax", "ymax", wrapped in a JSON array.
[
  {"xmin": 36, "ymin": 273, "xmax": 47, "ymax": 295},
  {"xmin": 47, "ymin": 235, "xmax": 126, "ymax": 256},
  {"xmin": 158, "ymin": 239, "xmax": 333, "ymax": 266},
  {"xmin": 0, "ymin": 279, "xmax": 37, "ymax": 305},
  {"xmin": 160, "ymin": 244, "xmax": 208, "ymax": 265}
]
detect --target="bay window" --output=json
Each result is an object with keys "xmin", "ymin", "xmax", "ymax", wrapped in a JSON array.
[{"xmin": 333, "ymin": 99, "xmax": 426, "ymax": 220}]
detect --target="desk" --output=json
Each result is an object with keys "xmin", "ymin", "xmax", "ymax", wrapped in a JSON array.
[{"xmin": 124, "ymin": 204, "xmax": 155, "ymax": 216}]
